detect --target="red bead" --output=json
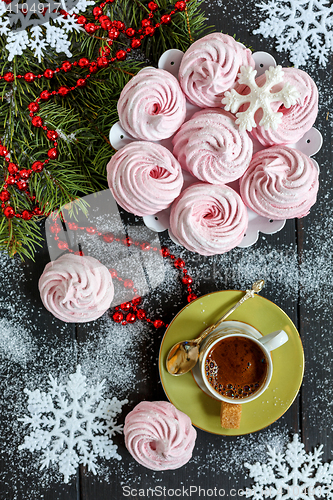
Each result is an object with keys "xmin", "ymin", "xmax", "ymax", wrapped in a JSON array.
[
  {"xmin": 19, "ymin": 169, "xmax": 31, "ymax": 180},
  {"xmin": 100, "ymin": 46, "xmax": 111, "ymax": 56},
  {"xmin": 174, "ymin": 258, "xmax": 185, "ymax": 268},
  {"xmin": 76, "ymin": 15, "xmax": 87, "ymax": 24},
  {"xmin": 0, "ymin": 191, "xmax": 10, "ymax": 202},
  {"xmin": 148, "ymin": 1, "xmax": 158, "ymax": 10},
  {"xmin": 0, "ymin": 146, "xmax": 9, "ymax": 156},
  {"xmin": 93, "ymin": 6, "xmax": 103, "ymax": 16},
  {"xmin": 24, "ymin": 72, "xmax": 35, "ymax": 82},
  {"xmin": 131, "ymin": 296, "xmax": 142, "ymax": 306},
  {"xmin": 78, "ymin": 57, "xmax": 90, "ymax": 67},
  {"xmin": 6, "ymin": 176, "xmax": 15, "ymax": 185},
  {"xmin": 31, "ymin": 161, "xmax": 44, "ymax": 172},
  {"xmin": 101, "ymin": 19, "xmax": 112, "ymax": 30},
  {"xmin": 33, "ymin": 207, "xmax": 43, "ymax": 216},
  {"xmin": 175, "ymin": 0, "xmax": 186, "ymax": 10},
  {"xmin": 68, "ymin": 222, "xmax": 78, "ymax": 230},
  {"xmin": 44, "ymin": 69, "xmax": 54, "ymax": 79},
  {"xmin": 136, "ymin": 309, "xmax": 146, "ymax": 320},
  {"xmin": 89, "ymin": 62, "xmax": 98, "ymax": 73},
  {"xmin": 141, "ymin": 19, "xmax": 150, "ymax": 27},
  {"xmin": 114, "ymin": 20, "xmax": 125, "ymax": 30},
  {"xmin": 3, "ymin": 206, "xmax": 15, "ymax": 218},
  {"xmin": 126, "ymin": 28, "xmax": 135, "ymax": 37},
  {"xmin": 50, "ymin": 224, "xmax": 61, "ymax": 234},
  {"xmin": 153, "ymin": 319, "xmax": 164, "ymax": 328},
  {"xmin": 126, "ymin": 313, "xmax": 136, "ymax": 323},
  {"xmin": 109, "ymin": 268, "xmax": 117, "ymax": 277},
  {"xmin": 28, "ymin": 102, "xmax": 39, "ymax": 112},
  {"xmin": 187, "ymin": 293, "xmax": 197, "ymax": 303},
  {"xmin": 116, "ymin": 50, "xmax": 127, "ymax": 61},
  {"xmin": 123, "ymin": 237, "xmax": 133, "ymax": 247},
  {"xmin": 124, "ymin": 279, "xmax": 134, "ymax": 288},
  {"xmin": 58, "ymin": 86, "xmax": 70, "ymax": 96},
  {"xmin": 61, "ymin": 61, "xmax": 72, "ymax": 72},
  {"xmin": 76, "ymin": 79, "xmax": 86, "ymax": 88},
  {"xmin": 161, "ymin": 246, "xmax": 170, "ymax": 257},
  {"xmin": 47, "ymin": 148, "xmax": 58, "ymax": 159},
  {"xmin": 58, "ymin": 241, "xmax": 69, "ymax": 250},
  {"xmin": 97, "ymin": 56, "xmax": 109, "ymax": 68},
  {"xmin": 4, "ymin": 72, "xmax": 14, "ymax": 82},
  {"xmin": 113, "ymin": 311, "xmax": 124, "ymax": 323},
  {"xmin": 16, "ymin": 180, "xmax": 27, "ymax": 191},
  {"xmin": 182, "ymin": 276, "xmax": 193, "ymax": 285},
  {"xmin": 145, "ymin": 26, "xmax": 155, "ymax": 36},
  {"xmin": 85, "ymin": 23, "xmax": 98, "ymax": 34},
  {"xmin": 21, "ymin": 210, "xmax": 32, "ymax": 221},
  {"xmin": 120, "ymin": 302, "xmax": 131, "ymax": 311},
  {"xmin": 108, "ymin": 27, "xmax": 120, "ymax": 39},
  {"xmin": 103, "ymin": 233, "xmax": 114, "ymax": 243},
  {"xmin": 131, "ymin": 39, "xmax": 141, "ymax": 49},
  {"xmin": 86, "ymin": 226, "xmax": 97, "ymax": 234},
  {"xmin": 32, "ymin": 116, "xmax": 43, "ymax": 127},
  {"xmin": 140, "ymin": 242, "xmax": 150, "ymax": 251},
  {"xmin": 40, "ymin": 90, "xmax": 51, "ymax": 100},
  {"xmin": 161, "ymin": 14, "xmax": 171, "ymax": 24},
  {"xmin": 47, "ymin": 130, "xmax": 58, "ymax": 141},
  {"xmin": 7, "ymin": 163, "xmax": 18, "ymax": 174}
]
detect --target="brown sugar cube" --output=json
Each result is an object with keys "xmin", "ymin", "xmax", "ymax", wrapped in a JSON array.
[{"xmin": 220, "ymin": 402, "xmax": 242, "ymax": 429}]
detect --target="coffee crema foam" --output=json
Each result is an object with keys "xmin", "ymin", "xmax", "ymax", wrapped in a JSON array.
[{"xmin": 205, "ymin": 336, "xmax": 268, "ymax": 399}]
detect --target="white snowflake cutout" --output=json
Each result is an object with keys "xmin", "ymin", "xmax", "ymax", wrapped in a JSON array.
[
  {"xmin": 254, "ymin": 0, "xmax": 333, "ymax": 67},
  {"xmin": 244, "ymin": 434, "xmax": 333, "ymax": 500},
  {"xmin": 18, "ymin": 365, "xmax": 128, "ymax": 483},
  {"xmin": 222, "ymin": 65, "xmax": 300, "ymax": 132}
]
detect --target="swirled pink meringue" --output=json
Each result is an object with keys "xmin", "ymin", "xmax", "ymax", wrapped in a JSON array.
[
  {"xmin": 117, "ymin": 68, "xmax": 186, "ymax": 141},
  {"xmin": 170, "ymin": 183, "xmax": 248, "ymax": 256},
  {"xmin": 38, "ymin": 254, "xmax": 114, "ymax": 322},
  {"xmin": 124, "ymin": 401, "xmax": 197, "ymax": 471},
  {"xmin": 178, "ymin": 33, "xmax": 255, "ymax": 108},
  {"xmin": 172, "ymin": 108, "xmax": 253, "ymax": 184},
  {"xmin": 249, "ymin": 68, "xmax": 318, "ymax": 146},
  {"xmin": 239, "ymin": 146, "xmax": 319, "ymax": 219},
  {"xmin": 107, "ymin": 142, "xmax": 183, "ymax": 216}
]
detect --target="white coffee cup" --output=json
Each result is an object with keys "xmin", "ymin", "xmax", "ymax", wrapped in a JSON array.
[{"xmin": 192, "ymin": 321, "xmax": 288, "ymax": 404}]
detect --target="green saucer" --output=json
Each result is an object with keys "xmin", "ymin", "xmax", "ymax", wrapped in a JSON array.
[{"xmin": 159, "ymin": 291, "xmax": 304, "ymax": 436}]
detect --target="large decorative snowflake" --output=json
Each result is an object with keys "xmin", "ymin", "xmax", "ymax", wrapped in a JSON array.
[
  {"xmin": 222, "ymin": 65, "xmax": 299, "ymax": 132},
  {"xmin": 0, "ymin": 0, "xmax": 95, "ymax": 61},
  {"xmin": 254, "ymin": 0, "xmax": 333, "ymax": 67},
  {"xmin": 244, "ymin": 434, "xmax": 333, "ymax": 499},
  {"xmin": 18, "ymin": 365, "xmax": 128, "ymax": 483}
]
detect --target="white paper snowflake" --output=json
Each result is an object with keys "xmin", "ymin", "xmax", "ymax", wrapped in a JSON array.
[
  {"xmin": 254, "ymin": 0, "xmax": 333, "ymax": 67},
  {"xmin": 244, "ymin": 434, "xmax": 333, "ymax": 499},
  {"xmin": 18, "ymin": 365, "xmax": 128, "ymax": 483},
  {"xmin": 1, "ymin": 0, "xmax": 94, "ymax": 62},
  {"xmin": 222, "ymin": 65, "xmax": 299, "ymax": 132}
]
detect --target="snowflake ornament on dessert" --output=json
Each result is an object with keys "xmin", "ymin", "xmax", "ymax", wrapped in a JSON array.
[
  {"xmin": 18, "ymin": 365, "xmax": 128, "ymax": 483},
  {"xmin": 254, "ymin": 0, "xmax": 333, "ymax": 67},
  {"xmin": 222, "ymin": 65, "xmax": 300, "ymax": 132},
  {"xmin": 244, "ymin": 434, "xmax": 333, "ymax": 499}
]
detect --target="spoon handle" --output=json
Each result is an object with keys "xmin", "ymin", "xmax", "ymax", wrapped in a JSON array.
[{"xmin": 196, "ymin": 286, "xmax": 262, "ymax": 344}]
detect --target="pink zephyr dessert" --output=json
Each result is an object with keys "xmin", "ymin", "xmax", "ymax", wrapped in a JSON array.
[
  {"xmin": 107, "ymin": 141, "xmax": 183, "ymax": 216},
  {"xmin": 117, "ymin": 68, "xmax": 186, "ymax": 141},
  {"xmin": 38, "ymin": 254, "xmax": 114, "ymax": 323},
  {"xmin": 170, "ymin": 183, "xmax": 248, "ymax": 256},
  {"xmin": 239, "ymin": 145, "xmax": 319, "ymax": 220},
  {"xmin": 178, "ymin": 32, "xmax": 255, "ymax": 108},
  {"xmin": 172, "ymin": 108, "xmax": 253, "ymax": 184},
  {"xmin": 124, "ymin": 401, "xmax": 197, "ymax": 471},
  {"xmin": 248, "ymin": 68, "xmax": 318, "ymax": 146}
]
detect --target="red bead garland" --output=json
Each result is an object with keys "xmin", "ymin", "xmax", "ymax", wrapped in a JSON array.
[{"xmin": 0, "ymin": 0, "xmax": 188, "ymax": 221}]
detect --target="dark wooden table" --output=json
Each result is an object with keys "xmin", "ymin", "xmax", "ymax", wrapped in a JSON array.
[{"xmin": 1, "ymin": 1, "xmax": 332, "ymax": 499}]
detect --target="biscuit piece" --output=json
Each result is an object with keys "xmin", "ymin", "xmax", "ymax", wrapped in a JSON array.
[{"xmin": 220, "ymin": 402, "xmax": 242, "ymax": 429}]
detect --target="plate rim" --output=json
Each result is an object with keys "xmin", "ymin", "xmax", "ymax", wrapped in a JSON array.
[{"xmin": 158, "ymin": 290, "xmax": 304, "ymax": 436}]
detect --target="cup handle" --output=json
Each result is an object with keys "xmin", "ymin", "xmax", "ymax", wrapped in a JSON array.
[{"xmin": 259, "ymin": 330, "xmax": 288, "ymax": 352}]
